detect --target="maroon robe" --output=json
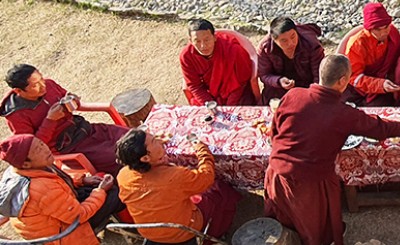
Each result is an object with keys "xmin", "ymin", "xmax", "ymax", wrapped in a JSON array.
[
  {"xmin": 265, "ymin": 84, "xmax": 400, "ymax": 245},
  {"xmin": 180, "ymin": 32, "xmax": 255, "ymax": 106},
  {"xmin": 0, "ymin": 79, "xmax": 129, "ymax": 177},
  {"xmin": 396, "ymin": 56, "xmax": 400, "ymax": 84}
]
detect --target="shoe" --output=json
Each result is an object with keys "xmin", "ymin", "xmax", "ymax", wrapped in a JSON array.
[
  {"xmin": 342, "ymin": 221, "xmax": 347, "ymax": 237},
  {"xmin": 330, "ymin": 221, "xmax": 347, "ymax": 245}
]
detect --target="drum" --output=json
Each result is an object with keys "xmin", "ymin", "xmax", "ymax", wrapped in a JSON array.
[
  {"xmin": 111, "ymin": 88, "xmax": 156, "ymax": 128},
  {"xmin": 232, "ymin": 217, "xmax": 301, "ymax": 245}
]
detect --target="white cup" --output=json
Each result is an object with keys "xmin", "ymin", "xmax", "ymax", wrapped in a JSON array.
[
  {"xmin": 137, "ymin": 124, "xmax": 148, "ymax": 132},
  {"xmin": 205, "ymin": 101, "xmax": 218, "ymax": 115}
]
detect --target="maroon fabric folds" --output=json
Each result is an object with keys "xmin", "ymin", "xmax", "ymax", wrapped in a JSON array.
[
  {"xmin": 196, "ymin": 179, "xmax": 241, "ymax": 243},
  {"xmin": 265, "ymin": 84, "xmax": 400, "ymax": 244},
  {"xmin": 396, "ymin": 56, "xmax": 400, "ymax": 84},
  {"xmin": 64, "ymin": 123, "xmax": 128, "ymax": 177},
  {"xmin": 265, "ymin": 168, "xmax": 344, "ymax": 245},
  {"xmin": 207, "ymin": 33, "xmax": 244, "ymax": 101},
  {"xmin": 180, "ymin": 32, "xmax": 254, "ymax": 106}
]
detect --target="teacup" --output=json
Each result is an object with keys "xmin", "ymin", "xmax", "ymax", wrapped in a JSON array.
[
  {"xmin": 205, "ymin": 101, "xmax": 218, "ymax": 115},
  {"xmin": 269, "ymin": 98, "xmax": 281, "ymax": 113},
  {"xmin": 137, "ymin": 124, "xmax": 149, "ymax": 132},
  {"xmin": 59, "ymin": 95, "xmax": 78, "ymax": 112}
]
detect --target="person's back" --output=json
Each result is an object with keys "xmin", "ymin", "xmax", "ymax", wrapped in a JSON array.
[
  {"xmin": 270, "ymin": 84, "xmax": 398, "ymax": 180},
  {"xmin": 265, "ymin": 54, "xmax": 400, "ymax": 245}
]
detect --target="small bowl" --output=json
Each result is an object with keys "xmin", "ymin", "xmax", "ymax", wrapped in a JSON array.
[
  {"xmin": 203, "ymin": 115, "xmax": 214, "ymax": 125},
  {"xmin": 186, "ymin": 133, "xmax": 198, "ymax": 142}
]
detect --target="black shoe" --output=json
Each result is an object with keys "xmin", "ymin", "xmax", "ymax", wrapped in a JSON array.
[{"xmin": 342, "ymin": 221, "xmax": 347, "ymax": 237}]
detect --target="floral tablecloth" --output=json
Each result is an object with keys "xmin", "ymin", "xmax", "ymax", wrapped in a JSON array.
[
  {"xmin": 335, "ymin": 107, "xmax": 400, "ymax": 186},
  {"xmin": 145, "ymin": 105, "xmax": 400, "ymax": 189}
]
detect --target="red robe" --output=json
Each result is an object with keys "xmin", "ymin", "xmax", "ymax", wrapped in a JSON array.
[
  {"xmin": 180, "ymin": 32, "xmax": 255, "ymax": 106},
  {"xmin": 0, "ymin": 79, "xmax": 128, "ymax": 176},
  {"xmin": 265, "ymin": 84, "xmax": 400, "ymax": 245}
]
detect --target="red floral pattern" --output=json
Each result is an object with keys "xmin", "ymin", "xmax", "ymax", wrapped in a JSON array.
[
  {"xmin": 336, "ymin": 107, "xmax": 400, "ymax": 186},
  {"xmin": 146, "ymin": 105, "xmax": 400, "ymax": 189}
]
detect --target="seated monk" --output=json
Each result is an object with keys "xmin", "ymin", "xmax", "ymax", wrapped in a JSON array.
[
  {"xmin": 116, "ymin": 129, "xmax": 242, "ymax": 244},
  {"xmin": 0, "ymin": 134, "xmax": 125, "ymax": 245},
  {"xmin": 180, "ymin": 18, "xmax": 256, "ymax": 106},
  {"xmin": 0, "ymin": 64, "xmax": 129, "ymax": 177},
  {"xmin": 257, "ymin": 17, "xmax": 325, "ymax": 105},
  {"xmin": 342, "ymin": 2, "xmax": 400, "ymax": 106}
]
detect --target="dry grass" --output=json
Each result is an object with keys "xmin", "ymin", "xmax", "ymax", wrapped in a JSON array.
[{"xmin": 1, "ymin": 1, "xmax": 400, "ymax": 244}]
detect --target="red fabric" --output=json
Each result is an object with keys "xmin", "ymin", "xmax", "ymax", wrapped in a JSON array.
[
  {"xmin": 0, "ymin": 134, "xmax": 34, "ymax": 168},
  {"xmin": 63, "ymin": 123, "xmax": 128, "ymax": 177},
  {"xmin": 0, "ymin": 79, "xmax": 69, "ymax": 150},
  {"xmin": 363, "ymin": 2, "xmax": 392, "ymax": 30},
  {"xmin": 344, "ymin": 26, "xmax": 400, "ymax": 105},
  {"xmin": 196, "ymin": 180, "xmax": 241, "ymax": 242},
  {"xmin": 180, "ymin": 32, "xmax": 253, "ymax": 106},
  {"xmin": 396, "ymin": 56, "xmax": 400, "ymax": 84},
  {"xmin": 266, "ymin": 84, "xmax": 400, "ymax": 244},
  {"xmin": 265, "ymin": 168, "xmax": 343, "ymax": 245},
  {"xmin": 0, "ymin": 79, "xmax": 129, "ymax": 176}
]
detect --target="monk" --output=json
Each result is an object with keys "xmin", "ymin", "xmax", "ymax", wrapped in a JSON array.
[
  {"xmin": 343, "ymin": 2, "xmax": 400, "ymax": 106},
  {"xmin": 0, "ymin": 64, "xmax": 129, "ymax": 177},
  {"xmin": 180, "ymin": 18, "xmax": 256, "ymax": 106},
  {"xmin": 265, "ymin": 54, "xmax": 400, "ymax": 245},
  {"xmin": 257, "ymin": 17, "xmax": 324, "ymax": 105}
]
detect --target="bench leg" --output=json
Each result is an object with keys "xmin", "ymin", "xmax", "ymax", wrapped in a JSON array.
[{"xmin": 344, "ymin": 185, "xmax": 359, "ymax": 212}]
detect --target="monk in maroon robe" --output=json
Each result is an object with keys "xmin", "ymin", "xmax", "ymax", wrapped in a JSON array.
[
  {"xmin": 265, "ymin": 54, "xmax": 400, "ymax": 245},
  {"xmin": 180, "ymin": 19, "xmax": 256, "ymax": 106}
]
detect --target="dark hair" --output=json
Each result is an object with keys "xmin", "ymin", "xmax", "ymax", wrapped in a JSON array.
[
  {"xmin": 116, "ymin": 129, "xmax": 151, "ymax": 173},
  {"xmin": 270, "ymin": 17, "xmax": 297, "ymax": 39},
  {"xmin": 188, "ymin": 18, "xmax": 215, "ymax": 36},
  {"xmin": 319, "ymin": 54, "xmax": 351, "ymax": 87},
  {"xmin": 5, "ymin": 64, "xmax": 37, "ymax": 90}
]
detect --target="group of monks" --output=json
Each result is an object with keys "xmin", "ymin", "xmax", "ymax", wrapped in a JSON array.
[
  {"xmin": 181, "ymin": 3, "xmax": 399, "ymax": 108},
  {"xmin": 180, "ymin": 2, "xmax": 400, "ymax": 245},
  {"xmin": 0, "ymin": 2, "xmax": 399, "ymax": 245}
]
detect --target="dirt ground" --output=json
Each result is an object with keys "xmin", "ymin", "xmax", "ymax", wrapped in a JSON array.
[{"xmin": 1, "ymin": 1, "xmax": 400, "ymax": 244}]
